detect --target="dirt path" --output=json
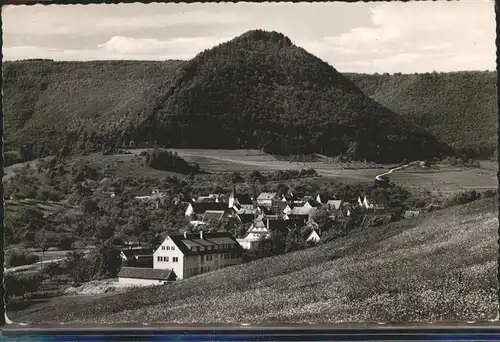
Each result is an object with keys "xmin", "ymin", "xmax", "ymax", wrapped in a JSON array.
[
  {"xmin": 4, "ymin": 258, "xmax": 65, "ymax": 274},
  {"xmin": 375, "ymin": 161, "xmax": 420, "ymax": 181}
]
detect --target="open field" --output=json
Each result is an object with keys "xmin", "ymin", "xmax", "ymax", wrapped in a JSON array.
[
  {"xmin": 4, "ymin": 199, "xmax": 79, "ymax": 217},
  {"xmin": 162, "ymin": 149, "xmax": 497, "ymax": 192},
  {"xmin": 9, "ymin": 196, "xmax": 498, "ymax": 324},
  {"xmin": 4, "ymin": 149, "xmax": 495, "ymax": 193}
]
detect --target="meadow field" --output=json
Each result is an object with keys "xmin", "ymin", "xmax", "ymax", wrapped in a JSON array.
[
  {"xmin": 5, "ymin": 149, "xmax": 495, "ymax": 193},
  {"xmin": 151, "ymin": 149, "xmax": 497, "ymax": 192}
]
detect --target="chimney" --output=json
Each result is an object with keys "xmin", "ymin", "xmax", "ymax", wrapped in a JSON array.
[
  {"xmin": 184, "ymin": 231, "xmax": 188, "ymax": 239},
  {"xmin": 200, "ymin": 230, "xmax": 204, "ymax": 239}
]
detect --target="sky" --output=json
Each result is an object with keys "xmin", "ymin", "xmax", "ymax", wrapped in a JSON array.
[{"xmin": 3, "ymin": 0, "xmax": 495, "ymax": 73}]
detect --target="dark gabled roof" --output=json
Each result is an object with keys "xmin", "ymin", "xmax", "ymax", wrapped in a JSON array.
[
  {"xmin": 118, "ymin": 267, "xmax": 176, "ymax": 281},
  {"xmin": 189, "ymin": 202, "xmax": 228, "ymax": 214},
  {"xmin": 372, "ymin": 195, "xmax": 389, "ymax": 205},
  {"xmin": 196, "ymin": 196, "xmax": 218, "ymax": 203},
  {"xmin": 121, "ymin": 248, "xmax": 154, "ymax": 260},
  {"xmin": 237, "ymin": 213, "xmax": 255, "ymax": 224},
  {"xmin": 202, "ymin": 210, "xmax": 225, "ymax": 222},
  {"xmin": 235, "ymin": 193, "xmax": 253, "ymax": 205},
  {"xmin": 317, "ymin": 194, "xmax": 334, "ymax": 204},
  {"xmin": 306, "ymin": 199, "xmax": 321, "ymax": 207},
  {"xmin": 287, "ymin": 192, "xmax": 304, "ymax": 200},
  {"xmin": 257, "ymin": 206, "xmax": 274, "ymax": 215},
  {"xmin": 168, "ymin": 232, "xmax": 243, "ymax": 256},
  {"xmin": 259, "ymin": 218, "xmax": 291, "ymax": 233},
  {"xmin": 125, "ymin": 255, "xmax": 153, "ymax": 268}
]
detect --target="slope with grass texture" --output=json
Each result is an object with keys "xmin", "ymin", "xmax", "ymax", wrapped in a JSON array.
[{"xmin": 15, "ymin": 196, "xmax": 498, "ymax": 324}]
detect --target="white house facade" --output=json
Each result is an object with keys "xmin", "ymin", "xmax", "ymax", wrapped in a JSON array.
[
  {"xmin": 256, "ymin": 192, "xmax": 280, "ymax": 208},
  {"xmin": 153, "ymin": 232, "xmax": 243, "ymax": 280}
]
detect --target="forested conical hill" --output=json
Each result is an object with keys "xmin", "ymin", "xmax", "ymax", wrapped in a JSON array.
[
  {"xmin": 135, "ymin": 30, "xmax": 451, "ymax": 163},
  {"xmin": 4, "ymin": 30, "xmax": 452, "ymax": 164},
  {"xmin": 346, "ymin": 71, "xmax": 497, "ymax": 158}
]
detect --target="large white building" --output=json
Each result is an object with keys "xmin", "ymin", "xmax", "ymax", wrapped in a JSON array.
[
  {"xmin": 153, "ymin": 231, "xmax": 243, "ymax": 280},
  {"xmin": 256, "ymin": 192, "xmax": 281, "ymax": 208}
]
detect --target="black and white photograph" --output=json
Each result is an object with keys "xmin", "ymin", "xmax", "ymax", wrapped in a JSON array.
[{"xmin": 2, "ymin": 0, "xmax": 498, "ymax": 324}]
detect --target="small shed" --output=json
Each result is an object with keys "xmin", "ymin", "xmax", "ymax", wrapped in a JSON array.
[
  {"xmin": 118, "ymin": 267, "xmax": 177, "ymax": 286},
  {"xmin": 404, "ymin": 210, "xmax": 420, "ymax": 219}
]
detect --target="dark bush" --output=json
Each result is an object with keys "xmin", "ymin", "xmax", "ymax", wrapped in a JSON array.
[
  {"xmin": 5, "ymin": 249, "xmax": 40, "ymax": 267},
  {"xmin": 481, "ymin": 189, "xmax": 497, "ymax": 198},
  {"xmin": 4, "ymin": 272, "xmax": 43, "ymax": 300},
  {"xmin": 145, "ymin": 148, "xmax": 200, "ymax": 174}
]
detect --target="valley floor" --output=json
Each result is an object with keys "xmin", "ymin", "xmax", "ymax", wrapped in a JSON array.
[{"xmin": 5, "ymin": 149, "xmax": 495, "ymax": 192}]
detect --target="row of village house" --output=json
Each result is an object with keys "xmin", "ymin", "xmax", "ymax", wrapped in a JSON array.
[{"xmin": 117, "ymin": 188, "xmax": 417, "ymax": 286}]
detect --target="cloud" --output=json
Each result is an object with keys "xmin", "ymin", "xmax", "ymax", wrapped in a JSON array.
[
  {"xmin": 315, "ymin": 0, "xmax": 496, "ymax": 73},
  {"xmin": 4, "ymin": 36, "xmax": 233, "ymax": 61},
  {"xmin": 2, "ymin": 4, "xmax": 252, "ymax": 37},
  {"xmin": 3, "ymin": 1, "xmax": 495, "ymax": 73},
  {"xmin": 97, "ymin": 36, "xmax": 230, "ymax": 56}
]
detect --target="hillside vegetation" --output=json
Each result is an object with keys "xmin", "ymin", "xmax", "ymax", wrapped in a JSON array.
[
  {"xmin": 15, "ymin": 196, "xmax": 498, "ymax": 324},
  {"xmin": 3, "ymin": 59, "xmax": 183, "ymax": 164},
  {"xmin": 5, "ymin": 30, "xmax": 450, "ymax": 164},
  {"xmin": 346, "ymin": 71, "xmax": 497, "ymax": 158}
]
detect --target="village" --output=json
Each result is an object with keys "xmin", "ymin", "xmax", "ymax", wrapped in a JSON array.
[{"xmin": 117, "ymin": 186, "xmax": 417, "ymax": 286}]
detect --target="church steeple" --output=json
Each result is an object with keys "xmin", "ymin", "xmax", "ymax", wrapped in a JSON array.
[{"xmin": 229, "ymin": 185, "xmax": 236, "ymax": 208}]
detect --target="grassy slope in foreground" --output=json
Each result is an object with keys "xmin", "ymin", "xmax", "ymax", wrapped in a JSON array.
[{"xmin": 20, "ymin": 197, "xmax": 498, "ymax": 324}]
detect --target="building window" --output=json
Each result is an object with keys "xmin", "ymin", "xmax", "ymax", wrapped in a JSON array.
[
  {"xmin": 171, "ymin": 246, "xmax": 175, "ymax": 251},
  {"xmin": 162, "ymin": 246, "xmax": 165, "ymax": 250},
  {"xmin": 166, "ymin": 246, "xmax": 170, "ymax": 250},
  {"xmin": 166, "ymin": 257, "xmax": 169, "ymax": 262},
  {"xmin": 173, "ymin": 257, "xmax": 179, "ymax": 262},
  {"xmin": 157, "ymin": 256, "xmax": 161, "ymax": 262}
]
